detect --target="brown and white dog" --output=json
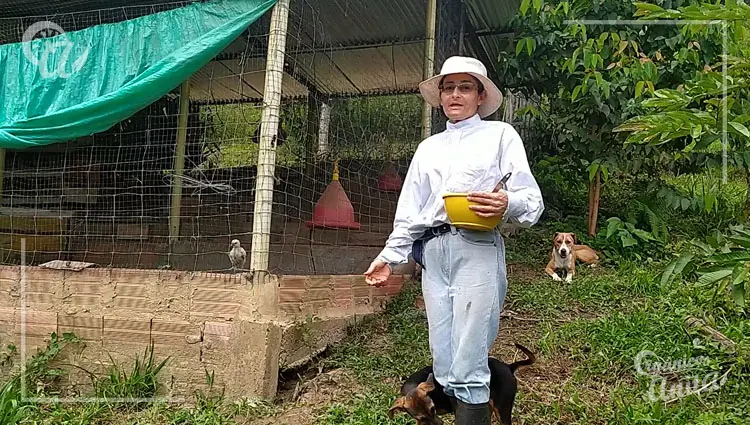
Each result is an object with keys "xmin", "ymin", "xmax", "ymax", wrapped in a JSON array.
[{"xmin": 545, "ymin": 232, "xmax": 600, "ymax": 282}]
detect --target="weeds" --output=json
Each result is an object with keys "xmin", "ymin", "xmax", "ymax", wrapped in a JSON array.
[
  {"xmin": 0, "ymin": 332, "xmax": 80, "ymax": 423},
  {"xmin": 95, "ymin": 341, "xmax": 169, "ymax": 404},
  {"xmin": 0, "ymin": 379, "xmax": 30, "ymax": 425}
]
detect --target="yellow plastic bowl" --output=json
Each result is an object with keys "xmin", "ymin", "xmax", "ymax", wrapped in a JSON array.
[{"xmin": 442, "ymin": 193, "xmax": 502, "ymax": 231}]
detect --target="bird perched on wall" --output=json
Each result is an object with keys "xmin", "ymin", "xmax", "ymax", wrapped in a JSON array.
[{"xmin": 228, "ymin": 239, "xmax": 246, "ymax": 273}]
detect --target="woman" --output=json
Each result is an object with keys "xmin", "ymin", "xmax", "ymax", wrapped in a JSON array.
[{"xmin": 364, "ymin": 56, "xmax": 544, "ymax": 425}]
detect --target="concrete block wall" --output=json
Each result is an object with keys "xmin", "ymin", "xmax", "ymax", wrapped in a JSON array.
[
  {"xmin": 277, "ymin": 274, "xmax": 404, "ymax": 316},
  {"xmin": 0, "ymin": 265, "xmax": 405, "ymax": 401},
  {"xmin": 275, "ymin": 274, "xmax": 405, "ymax": 370}
]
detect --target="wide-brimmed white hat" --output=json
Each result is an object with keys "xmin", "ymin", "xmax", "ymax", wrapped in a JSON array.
[{"xmin": 418, "ymin": 56, "xmax": 503, "ymax": 118}]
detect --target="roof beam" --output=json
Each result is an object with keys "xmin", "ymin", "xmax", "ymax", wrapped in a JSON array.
[
  {"xmin": 464, "ymin": 19, "xmax": 501, "ymax": 82},
  {"xmin": 190, "ymin": 87, "xmax": 420, "ymax": 106},
  {"xmin": 474, "ymin": 28, "xmax": 514, "ymax": 38},
  {"xmin": 283, "ymin": 59, "xmax": 320, "ymax": 97},
  {"xmin": 213, "ymin": 37, "xmax": 424, "ymax": 62},
  {"xmin": 211, "ymin": 31, "xmax": 509, "ymax": 65}
]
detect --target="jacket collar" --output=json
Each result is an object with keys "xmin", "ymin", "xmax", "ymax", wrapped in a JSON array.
[{"xmin": 446, "ymin": 113, "xmax": 481, "ymax": 131}]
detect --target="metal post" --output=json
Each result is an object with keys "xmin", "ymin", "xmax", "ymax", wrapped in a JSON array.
[
  {"xmin": 169, "ymin": 80, "xmax": 190, "ymax": 246},
  {"xmin": 422, "ymin": 0, "xmax": 437, "ymax": 139},
  {"xmin": 250, "ymin": 0, "xmax": 290, "ymax": 282}
]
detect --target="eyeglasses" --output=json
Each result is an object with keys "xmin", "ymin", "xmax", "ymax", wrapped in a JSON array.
[{"xmin": 439, "ymin": 82, "xmax": 478, "ymax": 95}]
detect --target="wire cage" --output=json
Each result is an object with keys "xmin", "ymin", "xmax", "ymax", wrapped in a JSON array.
[{"xmin": 0, "ymin": 0, "xmax": 534, "ymax": 276}]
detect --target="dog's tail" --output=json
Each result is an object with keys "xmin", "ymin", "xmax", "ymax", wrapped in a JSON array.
[{"xmin": 508, "ymin": 343, "xmax": 536, "ymax": 373}]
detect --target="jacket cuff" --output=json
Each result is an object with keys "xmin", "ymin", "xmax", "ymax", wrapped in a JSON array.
[
  {"xmin": 377, "ymin": 247, "xmax": 406, "ymax": 267},
  {"xmin": 505, "ymin": 190, "xmax": 526, "ymax": 220}
]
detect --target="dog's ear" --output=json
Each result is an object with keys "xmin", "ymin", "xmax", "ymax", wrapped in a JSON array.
[
  {"xmin": 554, "ymin": 232, "xmax": 560, "ymax": 240},
  {"xmin": 419, "ymin": 372, "xmax": 436, "ymax": 392},
  {"xmin": 571, "ymin": 233, "xmax": 577, "ymax": 243},
  {"xmin": 388, "ymin": 397, "xmax": 407, "ymax": 419},
  {"xmin": 387, "ymin": 406, "xmax": 406, "ymax": 419}
]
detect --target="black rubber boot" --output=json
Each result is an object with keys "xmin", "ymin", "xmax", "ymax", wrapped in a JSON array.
[
  {"xmin": 455, "ymin": 399, "xmax": 491, "ymax": 425},
  {"xmin": 448, "ymin": 394, "xmax": 458, "ymax": 412}
]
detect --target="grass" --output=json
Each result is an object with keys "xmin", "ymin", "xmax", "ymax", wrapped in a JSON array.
[
  {"xmin": 311, "ymin": 221, "xmax": 750, "ymax": 425},
  {"xmin": 202, "ymin": 94, "xmax": 423, "ymax": 168}
]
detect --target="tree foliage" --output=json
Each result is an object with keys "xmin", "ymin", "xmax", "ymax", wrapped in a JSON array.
[
  {"xmin": 612, "ymin": 0, "xmax": 750, "ymax": 215},
  {"xmin": 614, "ymin": 1, "xmax": 750, "ymax": 167},
  {"xmin": 499, "ymin": 0, "xmax": 726, "ymax": 181}
]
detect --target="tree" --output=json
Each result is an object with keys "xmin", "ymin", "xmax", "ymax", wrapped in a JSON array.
[
  {"xmin": 498, "ymin": 0, "xmax": 724, "ymax": 234},
  {"xmin": 614, "ymin": 0, "xmax": 750, "ymax": 218}
]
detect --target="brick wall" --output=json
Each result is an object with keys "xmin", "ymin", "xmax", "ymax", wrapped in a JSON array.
[
  {"xmin": 0, "ymin": 265, "xmax": 407, "ymax": 401},
  {"xmin": 277, "ymin": 274, "xmax": 404, "ymax": 316},
  {"xmin": 0, "ymin": 266, "xmax": 248, "ymax": 399}
]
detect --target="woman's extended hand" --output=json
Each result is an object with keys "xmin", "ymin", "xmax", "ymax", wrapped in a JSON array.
[
  {"xmin": 364, "ymin": 259, "xmax": 391, "ymax": 286},
  {"xmin": 466, "ymin": 190, "xmax": 508, "ymax": 218}
]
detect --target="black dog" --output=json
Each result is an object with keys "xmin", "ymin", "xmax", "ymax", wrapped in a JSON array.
[{"xmin": 388, "ymin": 343, "xmax": 535, "ymax": 425}]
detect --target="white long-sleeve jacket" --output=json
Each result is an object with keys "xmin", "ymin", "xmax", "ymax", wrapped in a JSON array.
[{"xmin": 377, "ymin": 114, "xmax": 544, "ymax": 266}]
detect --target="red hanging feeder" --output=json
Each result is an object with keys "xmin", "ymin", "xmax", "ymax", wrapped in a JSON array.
[
  {"xmin": 305, "ymin": 159, "xmax": 361, "ymax": 230},
  {"xmin": 377, "ymin": 162, "xmax": 402, "ymax": 192}
]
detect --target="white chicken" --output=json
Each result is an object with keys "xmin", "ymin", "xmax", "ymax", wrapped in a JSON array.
[{"xmin": 228, "ymin": 239, "xmax": 246, "ymax": 273}]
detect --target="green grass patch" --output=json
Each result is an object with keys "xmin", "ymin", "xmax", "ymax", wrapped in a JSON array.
[
  {"xmin": 505, "ymin": 257, "xmax": 664, "ymax": 319},
  {"xmin": 95, "ymin": 342, "xmax": 169, "ymax": 404},
  {"xmin": 314, "ymin": 251, "xmax": 748, "ymax": 425},
  {"xmin": 322, "ymin": 282, "xmax": 431, "ymax": 384}
]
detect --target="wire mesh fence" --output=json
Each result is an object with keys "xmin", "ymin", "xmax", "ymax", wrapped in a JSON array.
[
  {"xmin": 0, "ymin": 0, "xmax": 537, "ymax": 276},
  {"xmin": 0, "ymin": 0, "xmax": 429, "ymax": 276}
]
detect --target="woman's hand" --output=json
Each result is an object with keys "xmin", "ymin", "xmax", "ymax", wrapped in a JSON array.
[
  {"xmin": 466, "ymin": 190, "xmax": 509, "ymax": 218},
  {"xmin": 364, "ymin": 259, "xmax": 392, "ymax": 286}
]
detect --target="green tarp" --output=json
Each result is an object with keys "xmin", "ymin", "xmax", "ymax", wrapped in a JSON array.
[{"xmin": 0, "ymin": 0, "xmax": 277, "ymax": 149}]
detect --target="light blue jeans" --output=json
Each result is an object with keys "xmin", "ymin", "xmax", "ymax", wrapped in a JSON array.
[{"xmin": 421, "ymin": 225, "xmax": 507, "ymax": 405}]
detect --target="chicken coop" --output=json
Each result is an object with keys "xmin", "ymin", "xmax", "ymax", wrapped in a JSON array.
[
  {"xmin": 0, "ymin": 0, "xmax": 536, "ymax": 277},
  {"xmin": 0, "ymin": 0, "xmax": 535, "ymax": 401}
]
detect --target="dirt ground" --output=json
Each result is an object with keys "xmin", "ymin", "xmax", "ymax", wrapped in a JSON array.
[
  {"xmin": 245, "ymin": 264, "xmax": 576, "ymax": 425},
  {"xmin": 243, "ymin": 368, "xmax": 363, "ymax": 425}
]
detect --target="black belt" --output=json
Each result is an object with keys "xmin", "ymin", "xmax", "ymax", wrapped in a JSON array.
[{"xmin": 412, "ymin": 224, "xmax": 452, "ymax": 270}]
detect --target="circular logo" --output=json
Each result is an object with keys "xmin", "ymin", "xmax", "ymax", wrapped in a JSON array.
[{"xmin": 21, "ymin": 20, "xmax": 89, "ymax": 79}]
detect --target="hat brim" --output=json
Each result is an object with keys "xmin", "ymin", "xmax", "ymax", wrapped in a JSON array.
[{"xmin": 418, "ymin": 72, "xmax": 503, "ymax": 118}]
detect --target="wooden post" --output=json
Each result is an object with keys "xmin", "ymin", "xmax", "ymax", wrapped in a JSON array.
[
  {"xmin": 169, "ymin": 80, "xmax": 190, "ymax": 246},
  {"xmin": 458, "ymin": 0, "xmax": 466, "ymax": 55},
  {"xmin": 305, "ymin": 90, "xmax": 321, "ymax": 177},
  {"xmin": 0, "ymin": 148, "xmax": 5, "ymax": 207},
  {"xmin": 250, "ymin": 0, "xmax": 290, "ymax": 282},
  {"xmin": 431, "ymin": 0, "xmax": 463, "ymax": 135},
  {"xmin": 421, "ymin": 0, "xmax": 437, "ymax": 139},
  {"xmin": 317, "ymin": 103, "xmax": 331, "ymax": 156},
  {"xmin": 587, "ymin": 169, "xmax": 601, "ymax": 237}
]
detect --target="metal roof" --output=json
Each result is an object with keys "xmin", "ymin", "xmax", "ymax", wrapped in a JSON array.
[{"xmin": 0, "ymin": 0, "xmax": 521, "ymax": 102}]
